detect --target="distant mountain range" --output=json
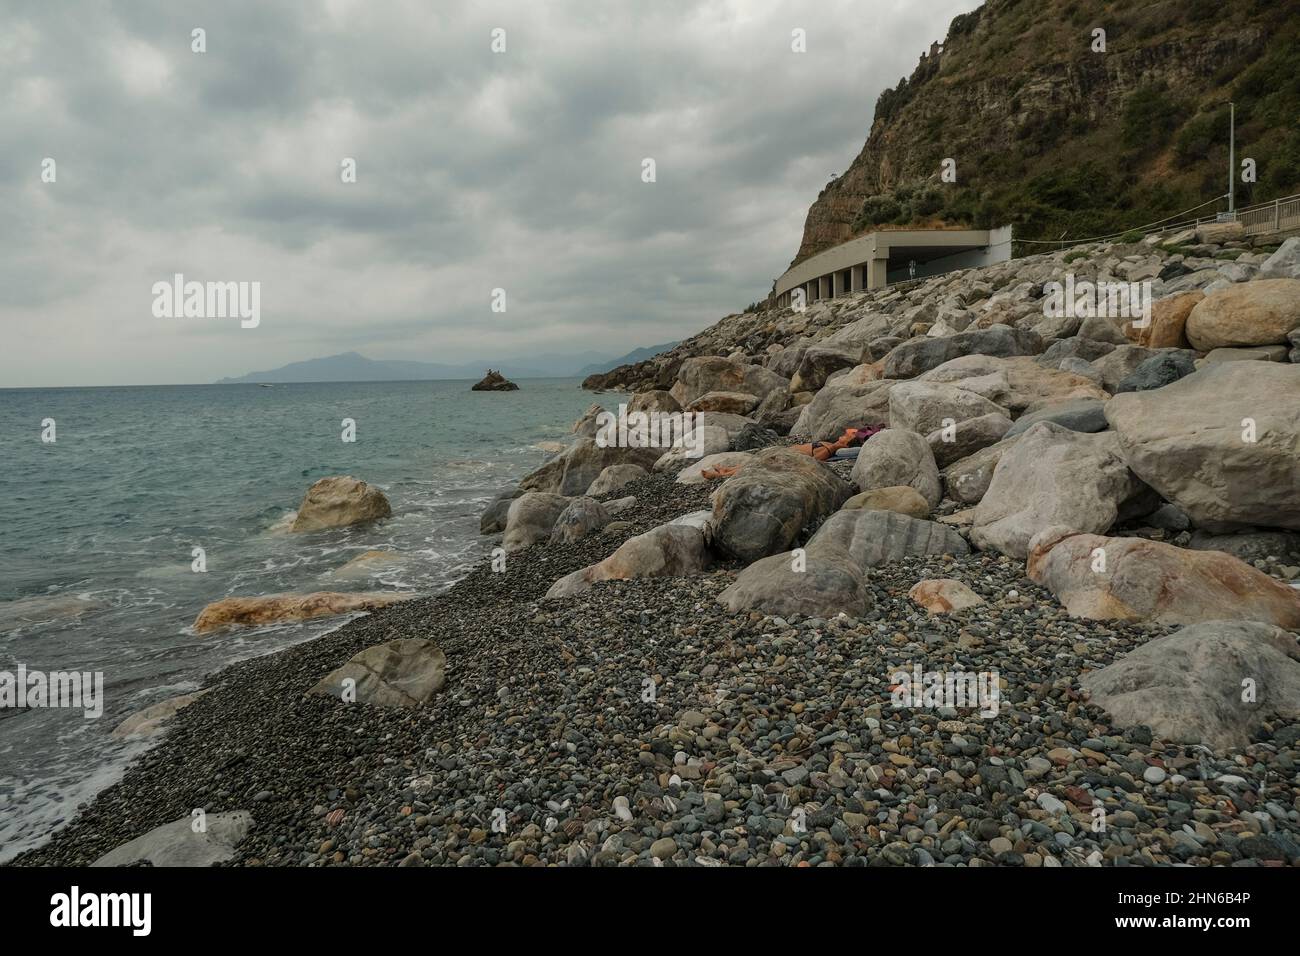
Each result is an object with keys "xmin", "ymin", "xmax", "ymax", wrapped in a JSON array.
[{"xmin": 215, "ymin": 344, "xmax": 678, "ymax": 384}]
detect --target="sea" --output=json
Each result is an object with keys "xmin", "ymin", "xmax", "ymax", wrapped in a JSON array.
[{"xmin": 0, "ymin": 379, "xmax": 618, "ymax": 862}]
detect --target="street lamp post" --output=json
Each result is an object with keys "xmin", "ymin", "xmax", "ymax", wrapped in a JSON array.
[{"xmin": 1228, "ymin": 101, "xmax": 1236, "ymax": 215}]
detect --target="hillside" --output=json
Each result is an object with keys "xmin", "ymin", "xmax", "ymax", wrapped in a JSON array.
[{"xmin": 791, "ymin": 0, "xmax": 1300, "ymax": 267}]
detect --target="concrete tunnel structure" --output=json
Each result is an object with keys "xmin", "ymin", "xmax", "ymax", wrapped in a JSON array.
[{"xmin": 771, "ymin": 225, "xmax": 1013, "ymax": 309}]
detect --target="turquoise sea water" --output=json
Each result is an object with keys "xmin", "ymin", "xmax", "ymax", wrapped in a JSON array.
[{"xmin": 0, "ymin": 379, "xmax": 615, "ymax": 861}]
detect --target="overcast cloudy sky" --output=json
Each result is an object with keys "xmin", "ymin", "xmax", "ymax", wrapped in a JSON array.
[{"xmin": 1, "ymin": 0, "xmax": 980, "ymax": 387}]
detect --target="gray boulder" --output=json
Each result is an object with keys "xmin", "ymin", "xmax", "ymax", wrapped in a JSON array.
[
  {"xmin": 308, "ymin": 638, "xmax": 447, "ymax": 708},
  {"xmin": 1082, "ymin": 621, "xmax": 1300, "ymax": 749},
  {"xmin": 851, "ymin": 428, "xmax": 942, "ymax": 508},
  {"xmin": 546, "ymin": 523, "xmax": 711, "ymax": 598},
  {"xmin": 503, "ymin": 492, "xmax": 570, "ymax": 552},
  {"xmin": 883, "ymin": 327, "xmax": 1043, "ymax": 379},
  {"xmin": 550, "ymin": 497, "xmax": 612, "ymax": 544},
  {"xmin": 1004, "ymin": 398, "xmax": 1108, "ymax": 439},
  {"xmin": 586, "ymin": 464, "xmax": 647, "ymax": 497},
  {"xmin": 1114, "ymin": 350, "xmax": 1197, "ymax": 393},
  {"xmin": 926, "ymin": 411, "xmax": 1013, "ymax": 469},
  {"xmin": 887, "ymin": 380, "xmax": 1009, "ymax": 437},
  {"xmin": 710, "ymin": 447, "xmax": 853, "ymax": 563}
]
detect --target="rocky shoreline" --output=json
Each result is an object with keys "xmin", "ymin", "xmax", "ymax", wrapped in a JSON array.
[{"xmin": 14, "ymin": 232, "xmax": 1300, "ymax": 867}]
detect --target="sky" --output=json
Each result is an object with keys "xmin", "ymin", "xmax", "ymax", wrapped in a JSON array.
[{"xmin": 1, "ymin": 0, "xmax": 982, "ymax": 387}]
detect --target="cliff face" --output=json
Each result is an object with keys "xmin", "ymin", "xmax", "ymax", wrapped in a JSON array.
[{"xmin": 790, "ymin": 0, "xmax": 1299, "ymax": 268}]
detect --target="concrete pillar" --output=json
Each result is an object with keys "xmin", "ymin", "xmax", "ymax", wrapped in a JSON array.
[
  {"xmin": 819, "ymin": 276, "xmax": 829, "ymax": 300},
  {"xmin": 866, "ymin": 257, "xmax": 889, "ymax": 291},
  {"xmin": 831, "ymin": 272, "xmax": 841, "ymax": 297},
  {"xmin": 851, "ymin": 265, "xmax": 864, "ymax": 293}
]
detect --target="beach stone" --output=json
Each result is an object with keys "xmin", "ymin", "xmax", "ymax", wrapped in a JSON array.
[
  {"xmin": 686, "ymin": 391, "xmax": 760, "ymax": 415},
  {"xmin": 1004, "ymin": 398, "xmax": 1107, "ymax": 439},
  {"xmin": 1036, "ymin": 336, "xmax": 1116, "ymax": 368},
  {"xmin": 789, "ymin": 375, "xmax": 894, "ymax": 442},
  {"xmin": 1185, "ymin": 279, "xmax": 1300, "ymax": 349},
  {"xmin": 291, "ymin": 476, "xmax": 392, "ymax": 533},
  {"xmin": 1123, "ymin": 291, "xmax": 1200, "ymax": 348},
  {"xmin": 908, "ymin": 579, "xmax": 985, "ymax": 614},
  {"xmin": 545, "ymin": 524, "xmax": 711, "ymax": 598},
  {"xmin": 549, "ymin": 497, "xmax": 611, "ymax": 544},
  {"xmin": 851, "ymin": 429, "xmax": 941, "ymax": 508},
  {"xmin": 887, "ymin": 381, "xmax": 1009, "ymax": 437},
  {"xmin": 193, "ymin": 591, "xmax": 417, "ymax": 634},
  {"xmin": 716, "ymin": 549, "xmax": 870, "ymax": 619},
  {"xmin": 308, "ymin": 637, "xmax": 447, "ymax": 708},
  {"xmin": 926, "ymin": 412, "xmax": 1013, "ymax": 469},
  {"xmin": 790, "ymin": 346, "xmax": 860, "ymax": 393},
  {"xmin": 675, "ymin": 451, "xmax": 753, "ymax": 485},
  {"xmin": 1082, "ymin": 620, "xmax": 1300, "ymax": 749},
  {"xmin": 730, "ymin": 423, "xmax": 781, "ymax": 451},
  {"xmin": 842, "ymin": 485, "xmax": 931, "ymax": 518},
  {"xmin": 111, "ymin": 690, "xmax": 209, "ymax": 739},
  {"xmin": 710, "ymin": 447, "xmax": 853, "ymax": 563},
  {"xmin": 882, "ymin": 327, "xmax": 1043, "ymax": 379},
  {"xmin": 1114, "ymin": 350, "xmax": 1197, "ymax": 392},
  {"xmin": 92, "ymin": 812, "xmax": 254, "ymax": 867},
  {"xmin": 586, "ymin": 464, "xmax": 647, "ymax": 497},
  {"xmin": 806, "ymin": 509, "xmax": 969, "ymax": 568},
  {"xmin": 520, "ymin": 438, "xmax": 662, "ymax": 496},
  {"xmin": 1027, "ymin": 527, "xmax": 1300, "ymax": 628},
  {"xmin": 1105, "ymin": 362, "xmax": 1300, "ymax": 531},
  {"xmin": 503, "ymin": 492, "xmax": 570, "ymax": 552},
  {"xmin": 970, "ymin": 423, "xmax": 1150, "ymax": 560}
]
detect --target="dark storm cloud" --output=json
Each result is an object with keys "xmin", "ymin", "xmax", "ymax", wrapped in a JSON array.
[{"xmin": 0, "ymin": 0, "xmax": 981, "ymax": 386}]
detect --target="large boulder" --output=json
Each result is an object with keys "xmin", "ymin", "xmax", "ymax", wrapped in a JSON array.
[
  {"xmin": 480, "ymin": 487, "xmax": 523, "ymax": 534},
  {"xmin": 1105, "ymin": 362, "xmax": 1300, "ymax": 531},
  {"xmin": 790, "ymin": 346, "xmax": 860, "ymax": 392},
  {"xmin": 887, "ymin": 381, "xmax": 1009, "ymax": 437},
  {"xmin": 789, "ymin": 374, "xmax": 894, "ymax": 442},
  {"xmin": 291, "ymin": 476, "xmax": 392, "ymax": 533},
  {"xmin": 628, "ymin": 390, "xmax": 682, "ymax": 415},
  {"xmin": 1123, "ymin": 291, "xmax": 1200, "ymax": 348},
  {"xmin": 93, "ymin": 812, "xmax": 254, "ymax": 867},
  {"xmin": 843, "ymin": 485, "xmax": 931, "ymax": 518},
  {"xmin": 503, "ymin": 492, "xmax": 570, "ymax": 552},
  {"xmin": 926, "ymin": 411, "xmax": 1013, "ymax": 469},
  {"xmin": 710, "ymin": 447, "xmax": 853, "ymax": 563},
  {"xmin": 882, "ymin": 326, "xmax": 1043, "ymax": 379},
  {"xmin": 652, "ymin": 424, "xmax": 731, "ymax": 472},
  {"xmin": 1185, "ymin": 278, "xmax": 1300, "ymax": 349},
  {"xmin": 308, "ymin": 637, "xmax": 447, "ymax": 708},
  {"xmin": 571, "ymin": 403, "xmax": 606, "ymax": 438},
  {"xmin": 676, "ymin": 451, "xmax": 753, "ymax": 484},
  {"xmin": 520, "ymin": 438, "xmax": 662, "ymax": 496},
  {"xmin": 924, "ymin": 355, "xmax": 1106, "ymax": 416},
  {"xmin": 941, "ymin": 436, "xmax": 1019, "ymax": 505},
  {"xmin": 1114, "ymin": 350, "xmax": 1197, "ymax": 393},
  {"xmin": 686, "ymin": 391, "xmax": 759, "ymax": 415},
  {"xmin": 545, "ymin": 524, "xmax": 711, "ymax": 598},
  {"xmin": 1259, "ymin": 237, "xmax": 1300, "ymax": 280},
  {"xmin": 586, "ymin": 464, "xmax": 647, "ymax": 497},
  {"xmin": 194, "ymin": 591, "xmax": 417, "ymax": 633},
  {"xmin": 670, "ymin": 356, "xmax": 790, "ymax": 407},
  {"xmin": 1027, "ymin": 528, "xmax": 1300, "ymax": 628},
  {"xmin": 1089, "ymin": 345, "xmax": 1157, "ymax": 392},
  {"xmin": 717, "ymin": 510, "xmax": 967, "ymax": 618},
  {"xmin": 851, "ymin": 429, "xmax": 941, "ymax": 509},
  {"xmin": 1003, "ymin": 398, "xmax": 1107, "ymax": 439},
  {"xmin": 970, "ymin": 423, "xmax": 1150, "ymax": 559},
  {"xmin": 549, "ymin": 497, "xmax": 612, "ymax": 544},
  {"xmin": 1081, "ymin": 620, "xmax": 1300, "ymax": 749}
]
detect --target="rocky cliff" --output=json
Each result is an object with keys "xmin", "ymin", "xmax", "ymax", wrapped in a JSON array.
[{"xmin": 791, "ymin": 0, "xmax": 1300, "ymax": 267}]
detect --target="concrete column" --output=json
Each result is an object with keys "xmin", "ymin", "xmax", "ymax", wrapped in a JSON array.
[
  {"xmin": 851, "ymin": 265, "xmax": 864, "ymax": 293},
  {"xmin": 819, "ymin": 276, "xmax": 829, "ymax": 300},
  {"xmin": 866, "ymin": 257, "xmax": 889, "ymax": 291}
]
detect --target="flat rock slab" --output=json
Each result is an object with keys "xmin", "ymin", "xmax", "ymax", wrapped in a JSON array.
[{"xmin": 92, "ymin": 811, "xmax": 254, "ymax": 867}]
